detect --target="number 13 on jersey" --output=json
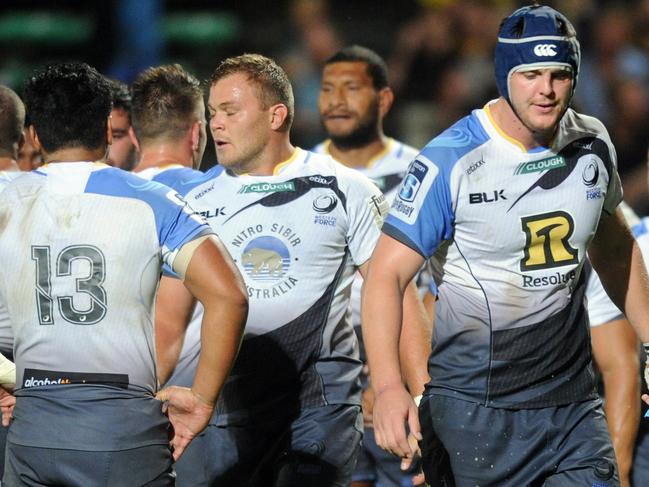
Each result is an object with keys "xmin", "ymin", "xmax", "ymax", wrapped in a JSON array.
[{"xmin": 32, "ymin": 245, "xmax": 107, "ymax": 326}]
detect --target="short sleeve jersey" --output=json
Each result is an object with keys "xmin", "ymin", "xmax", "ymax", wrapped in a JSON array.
[
  {"xmin": 136, "ymin": 164, "xmax": 204, "ymax": 388},
  {"xmin": 178, "ymin": 149, "xmax": 388, "ymax": 425},
  {"xmin": 0, "ymin": 163, "xmax": 211, "ymax": 393},
  {"xmin": 384, "ymin": 103, "xmax": 622, "ymax": 408},
  {"xmin": 313, "ymin": 138, "xmax": 419, "ymax": 355}
]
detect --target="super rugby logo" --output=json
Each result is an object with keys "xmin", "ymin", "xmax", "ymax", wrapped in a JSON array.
[
  {"xmin": 533, "ymin": 44, "xmax": 557, "ymax": 57},
  {"xmin": 398, "ymin": 159, "xmax": 428, "ymax": 202}
]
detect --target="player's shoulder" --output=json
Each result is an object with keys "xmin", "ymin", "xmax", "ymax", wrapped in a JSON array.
[
  {"xmin": 151, "ymin": 166, "xmax": 204, "ymax": 191},
  {"xmin": 418, "ymin": 110, "xmax": 490, "ymax": 172},
  {"xmin": 560, "ymin": 108, "xmax": 611, "ymax": 141},
  {"xmin": 306, "ymin": 150, "xmax": 380, "ymax": 193}
]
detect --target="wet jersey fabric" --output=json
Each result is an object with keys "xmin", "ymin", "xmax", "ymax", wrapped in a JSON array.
[
  {"xmin": 0, "ymin": 162, "xmax": 212, "ymax": 450},
  {"xmin": 178, "ymin": 149, "xmax": 388, "ymax": 425},
  {"xmin": 385, "ymin": 103, "xmax": 622, "ymax": 408}
]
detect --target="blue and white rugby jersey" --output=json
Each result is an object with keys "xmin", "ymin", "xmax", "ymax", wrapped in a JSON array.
[
  {"xmin": 136, "ymin": 163, "xmax": 202, "ymax": 188},
  {"xmin": 0, "ymin": 162, "xmax": 212, "ymax": 394},
  {"xmin": 385, "ymin": 102, "xmax": 622, "ymax": 408},
  {"xmin": 313, "ymin": 138, "xmax": 419, "ymax": 360},
  {"xmin": 0, "ymin": 171, "xmax": 24, "ymax": 356},
  {"xmin": 179, "ymin": 148, "xmax": 388, "ymax": 424},
  {"xmin": 135, "ymin": 163, "xmax": 205, "ymax": 388}
]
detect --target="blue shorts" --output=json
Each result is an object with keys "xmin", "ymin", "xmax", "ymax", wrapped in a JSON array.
[
  {"xmin": 175, "ymin": 404, "xmax": 362, "ymax": 487},
  {"xmin": 3, "ymin": 442, "xmax": 173, "ymax": 487},
  {"xmin": 419, "ymin": 394, "xmax": 618, "ymax": 487}
]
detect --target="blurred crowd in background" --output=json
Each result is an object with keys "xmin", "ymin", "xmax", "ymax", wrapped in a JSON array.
[{"xmin": 2, "ymin": 0, "xmax": 649, "ymax": 213}]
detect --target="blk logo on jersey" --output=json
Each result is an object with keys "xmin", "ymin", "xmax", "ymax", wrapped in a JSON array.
[
  {"xmin": 469, "ymin": 190, "xmax": 506, "ymax": 204},
  {"xmin": 198, "ymin": 207, "xmax": 226, "ymax": 219},
  {"xmin": 398, "ymin": 160, "xmax": 428, "ymax": 202}
]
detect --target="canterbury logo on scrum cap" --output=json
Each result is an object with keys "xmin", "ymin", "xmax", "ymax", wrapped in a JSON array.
[{"xmin": 533, "ymin": 44, "xmax": 557, "ymax": 57}]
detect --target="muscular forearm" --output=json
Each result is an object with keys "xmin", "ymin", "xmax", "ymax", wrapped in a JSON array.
[
  {"xmin": 362, "ymin": 269, "xmax": 405, "ymax": 392},
  {"xmin": 191, "ymin": 299, "xmax": 247, "ymax": 404},
  {"xmin": 602, "ymin": 372, "xmax": 639, "ymax": 486},
  {"xmin": 399, "ymin": 281, "xmax": 431, "ymax": 396}
]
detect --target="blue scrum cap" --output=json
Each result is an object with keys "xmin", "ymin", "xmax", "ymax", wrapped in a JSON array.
[{"xmin": 494, "ymin": 4, "xmax": 580, "ymax": 103}]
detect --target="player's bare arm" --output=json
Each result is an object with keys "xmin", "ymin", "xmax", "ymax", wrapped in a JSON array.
[
  {"xmin": 592, "ymin": 318, "xmax": 639, "ymax": 487},
  {"xmin": 155, "ymin": 276, "xmax": 196, "ymax": 385},
  {"xmin": 157, "ymin": 235, "xmax": 248, "ymax": 460},
  {"xmin": 361, "ymin": 234, "xmax": 424, "ymax": 458}
]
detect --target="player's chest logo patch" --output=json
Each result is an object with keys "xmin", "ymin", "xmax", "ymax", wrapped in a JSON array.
[
  {"xmin": 313, "ymin": 194, "xmax": 338, "ymax": 227},
  {"xmin": 230, "ymin": 223, "xmax": 302, "ymax": 300}
]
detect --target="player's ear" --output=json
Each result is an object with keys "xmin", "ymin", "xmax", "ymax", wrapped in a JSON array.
[
  {"xmin": 378, "ymin": 87, "xmax": 394, "ymax": 118},
  {"xmin": 128, "ymin": 126, "xmax": 140, "ymax": 153},
  {"xmin": 106, "ymin": 116, "xmax": 113, "ymax": 146},
  {"xmin": 29, "ymin": 125, "xmax": 42, "ymax": 153},
  {"xmin": 191, "ymin": 120, "xmax": 202, "ymax": 151},
  {"xmin": 269, "ymin": 104, "xmax": 289, "ymax": 131}
]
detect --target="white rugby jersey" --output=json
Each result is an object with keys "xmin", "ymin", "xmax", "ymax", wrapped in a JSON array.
[
  {"xmin": 135, "ymin": 164, "xmax": 205, "ymax": 388},
  {"xmin": 0, "ymin": 171, "xmax": 23, "ymax": 356},
  {"xmin": 0, "ymin": 162, "xmax": 212, "ymax": 394},
  {"xmin": 179, "ymin": 148, "xmax": 388, "ymax": 424},
  {"xmin": 385, "ymin": 102, "xmax": 622, "ymax": 408},
  {"xmin": 313, "ymin": 138, "xmax": 419, "ymax": 351}
]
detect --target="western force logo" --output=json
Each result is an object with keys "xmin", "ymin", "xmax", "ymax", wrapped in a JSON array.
[
  {"xmin": 238, "ymin": 181, "xmax": 295, "ymax": 194},
  {"xmin": 515, "ymin": 156, "xmax": 565, "ymax": 175},
  {"xmin": 533, "ymin": 44, "xmax": 557, "ymax": 57},
  {"xmin": 582, "ymin": 160, "xmax": 599, "ymax": 187},
  {"xmin": 399, "ymin": 160, "xmax": 428, "ymax": 202},
  {"xmin": 313, "ymin": 194, "xmax": 338, "ymax": 214}
]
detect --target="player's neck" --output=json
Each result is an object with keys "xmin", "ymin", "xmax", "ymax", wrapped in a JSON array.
[
  {"xmin": 327, "ymin": 135, "xmax": 388, "ymax": 169},
  {"xmin": 0, "ymin": 158, "xmax": 19, "ymax": 171},
  {"xmin": 489, "ymin": 98, "xmax": 555, "ymax": 152},
  {"xmin": 44, "ymin": 147, "xmax": 106, "ymax": 164},
  {"xmin": 133, "ymin": 142, "xmax": 194, "ymax": 173},
  {"xmin": 239, "ymin": 138, "xmax": 295, "ymax": 177}
]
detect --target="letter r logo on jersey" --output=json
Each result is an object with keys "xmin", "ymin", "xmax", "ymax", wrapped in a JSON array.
[
  {"xmin": 520, "ymin": 211, "xmax": 579, "ymax": 271},
  {"xmin": 533, "ymin": 44, "xmax": 557, "ymax": 57}
]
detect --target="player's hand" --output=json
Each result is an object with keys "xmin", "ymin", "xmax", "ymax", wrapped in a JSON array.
[
  {"xmin": 372, "ymin": 383, "xmax": 422, "ymax": 459},
  {"xmin": 0, "ymin": 387, "xmax": 15, "ymax": 427},
  {"xmin": 156, "ymin": 385, "xmax": 215, "ymax": 461},
  {"xmin": 400, "ymin": 432, "xmax": 425, "ymax": 485}
]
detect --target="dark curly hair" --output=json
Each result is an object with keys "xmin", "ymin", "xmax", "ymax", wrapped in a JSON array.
[{"xmin": 23, "ymin": 62, "xmax": 112, "ymax": 153}]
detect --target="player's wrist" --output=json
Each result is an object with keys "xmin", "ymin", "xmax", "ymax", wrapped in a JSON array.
[{"xmin": 190, "ymin": 389, "xmax": 216, "ymax": 408}]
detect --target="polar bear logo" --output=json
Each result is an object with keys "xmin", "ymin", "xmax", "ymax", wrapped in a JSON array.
[{"xmin": 242, "ymin": 248, "xmax": 284, "ymax": 277}]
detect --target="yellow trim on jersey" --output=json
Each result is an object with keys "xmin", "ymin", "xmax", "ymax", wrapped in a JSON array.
[
  {"xmin": 484, "ymin": 103, "xmax": 528, "ymax": 153},
  {"xmin": 322, "ymin": 137, "xmax": 393, "ymax": 169},
  {"xmin": 366, "ymin": 137, "xmax": 394, "ymax": 169},
  {"xmin": 273, "ymin": 147, "xmax": 302, "ymax": 176}
]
